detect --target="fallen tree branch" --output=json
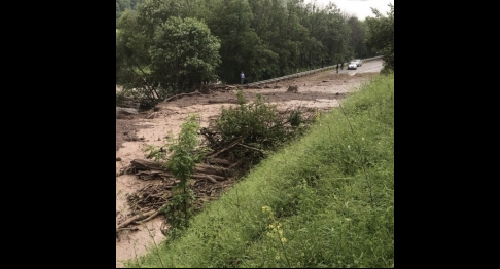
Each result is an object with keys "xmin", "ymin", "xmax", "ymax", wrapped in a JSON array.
[
  {"xmin": 208, "ymin": 158, "xmax": 232, "ymax": 166},
  {"xmin": 164, "ymin": 91, "xmax": 202, "ymax": 102},
  {"xmin": 137, "ymin": 205, "xmax": 165, "ymax": 224},
  {"xmin": 131, "ymin": 159, "xmax": 164, "ymax": 170},
  {"xmin": 228, "ymin": 160, "xmax": 243, "ymax": 169},
  {"xmin": 208, "ymin": 137, "xmax": 245, "ymax": 158},
  {"xmin": 122, "ymin": 159, "xmax": 232, "ymax": 177},
  {"xmin": 116, "ymin": 210, "xmax": 156, "ymax": 231},
  {"xmin": 237, "ymin": 143, "xmax": 266, "ymax": 154},
  {"xmin": 191, "ymin": 174, "xmax": 219, "ymax": 183},
  {"xmin": 116, "ymin": 227, "xmax": 140, "ymax": 232}
]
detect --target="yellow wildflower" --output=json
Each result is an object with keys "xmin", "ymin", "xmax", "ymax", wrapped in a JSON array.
[{"xmin": 261, "ymin": 205, "xmax": 271, "ymax": 214}]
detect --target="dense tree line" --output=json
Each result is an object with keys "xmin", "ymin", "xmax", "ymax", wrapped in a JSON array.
[
  {"xmin": 116, "ymin": 0, "xmax": 143, "ymax": 25},
  {"xmin": 116, "ymin": 0, "xmax": 394, "ymax": 107},
  {"xmin": 365, "ymin": 3, "xmax": 394, "ymax": 72}
]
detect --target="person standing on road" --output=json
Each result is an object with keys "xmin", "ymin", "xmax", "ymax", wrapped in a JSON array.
[
  {"xmin": 336, "ymin": 64, "xmax": 339, "ymax": 73},
  {"xmin": 240, "ymin": 71, "xmax": 245, "ymax": 85}
]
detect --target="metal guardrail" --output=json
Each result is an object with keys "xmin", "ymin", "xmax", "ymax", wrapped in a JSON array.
[{"xmin": 245, "ymin": 56, "xmax": 383, "ymax": 87}]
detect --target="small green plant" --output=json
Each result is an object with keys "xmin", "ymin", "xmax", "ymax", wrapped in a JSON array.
[
  {"xmin": 143, "ymin": 145, "xmax": 167, "ymax": 161},
  {"xmin": 162, "ymin": 114, "xmax": 206, "ymax": 237},
  {"xmin": 288, "ymin": 110, "xmax": 302, "ymax": 127},
  {"xmin": 142, "ymin": 116, "xmax": 207, "ymax": 238}
]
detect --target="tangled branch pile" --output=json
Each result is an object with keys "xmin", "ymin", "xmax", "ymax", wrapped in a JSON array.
[
  {"xmin": 127, "ymin": 183, "xmax": 173, "ymax": 215},
  {"xmin": 199, "ymin": 90, "xmax": 311, "ymax": 174}
]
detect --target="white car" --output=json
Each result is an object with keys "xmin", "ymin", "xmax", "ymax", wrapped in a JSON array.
[
  {"xmin": 352, "ymin": 59, "xmax": 363, "ymax": 67},
  {"xmin": 348, "ymin": 62, "xmax": 358, "ymax": 70}
]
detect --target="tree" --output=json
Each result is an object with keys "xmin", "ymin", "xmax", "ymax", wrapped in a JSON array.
[
  {"xmin": 130, "ymin": 0, "xmax": 143, "ymax": 9},
  {"xmin": 365, "ymin": 3, "xmax": 394, "ymax": 71},
  {"xmin": 116, "ymin": 7, "xmax": 221, "ymax": 107},
  {"xmin": 116, "ymin": 0, "xmax": 132, "ymax": 26},
  {"xmin": 116, "ymin": 9, "xmax": 149, "ymax": 87},
  {"xmin": 347, "ymin": 16, "xmax": 368, "ymax": 59},
  {"xmin": 150, "ymin": 16, "xmax": 221, "ymax": 92},
  {"xmin": 116, "ymin": 2, "xmax": 121, "ymax": 19},
  {"xmin": 206, "ymin": 0, "xmax": 277, "ymax": 83},
  {"xmin": 136, "ymin": 0, "xmax": 185, "ymax": 37}
]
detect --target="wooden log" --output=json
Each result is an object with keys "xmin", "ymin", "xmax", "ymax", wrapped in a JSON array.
[
  {"xmin": 207, "ymin": 158, "xmax": 232, "ymax": 166},
  {"xmin": 164, "ymin": 91, "xmax": 201, "ymax": 102},
  {"xmin": 127, "ymin": 159, "xmax": 233, "ymax": 177},
  {"xmin": 191, "ymin": 174, "xmax": 225, "ymax": 182},
  {"xmin": 130, "ymin": 159, "xmax": 164, "ymax": 170},
  {"xmin": 116, "ymin": 210, "xmax": 156, "ymax": 230},
  {"xmin": 195, "ymin": 163, "xmax": 232, "ymax": 176},
  {"xmin": 135, "ymin": 169, "xmax": 164, "ymax": 176}
]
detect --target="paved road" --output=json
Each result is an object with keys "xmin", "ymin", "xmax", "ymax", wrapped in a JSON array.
[
  {"xmin": 342, "ymin": 59, "xmax": 384, "ymax": 75},
  {"xmin": 246, "ymin": 58, "xmax": 384, "ymax": 87}
]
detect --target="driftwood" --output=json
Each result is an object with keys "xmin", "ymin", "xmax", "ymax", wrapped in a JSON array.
[
  {"xmin": 207, "ymin": 85, "xmax": 239, "ymax": 92},
  {"xmin": 137, "ymin": 200, "xmax": 169, "ymax": 224},
  {"xmin": 207, "ymin": 158, "xmax": 232, "ymax": 166},
  {"xmin": 236, "ymin": 143, "xmax": 266, "ymax": 155},
  {"xmin": 116, "ymin": 227, "xmax": 139, "ymax": 232},
  {"xmin": 228, "ymin": 159, "xmax": 243, "ymax": 169},
  {"xmin": 208, "ymin": 99, "xmax": 239, "ymax": 104},
  {"xmin": 208, "ymin": 137, "xmax": 244, "ymax": 158},
  {"xmin": 136, "ymin": 169, "xmax": 164, "ymax": 176},
  {"xmin": 116, "ymin": 145, "xmax": 241, "ymax": 233},
  {"xmin": 116, "ymin": 207, "xmax": 166, "ymax": 239},
  {"xmin": 116, "ymin": 210, "xmax": 156, "ymax": 231},
  {"xmin": 164, "ymin": 91, "xmax": 202, "ymax": 102},
  {"xmin": 146, "ymin": 112, "xmax": 157, "ymax": 119},
  {"xmin": 196, "ymin": 163, "xmax": 231, "ymax": 176},
  {"xmin": 116, "ymin": 172, "xmax": 231, "ymax": 234},
  {"xmin": 131, "ymin": 159, "xmax": 164, "ymax": 170},
  {"xmin": 116, "ymin": 107, "xmax": 140, "ymax": 115},
  {"xmin": 191, "ymin": 174, "xmax": 224, "ymax": 183},
  {"xmin": 120, "ymin": 159, "xmax": 232, "ymax": 179}
]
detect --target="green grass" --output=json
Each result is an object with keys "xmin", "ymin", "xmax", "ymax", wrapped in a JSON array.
[{"xmin": 124, "ymin": 72, "xmax": 394, "ymax": 268}]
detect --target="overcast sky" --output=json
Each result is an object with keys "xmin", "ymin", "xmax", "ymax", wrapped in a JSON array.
[{"xmin": 303, "ymin": 0, "xmax": 394, "ymax": 20}]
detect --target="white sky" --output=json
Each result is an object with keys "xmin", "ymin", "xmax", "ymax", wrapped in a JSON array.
[{"xmin": 303, "ymin": 0, "xmax": 394, "ymax": 20}]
